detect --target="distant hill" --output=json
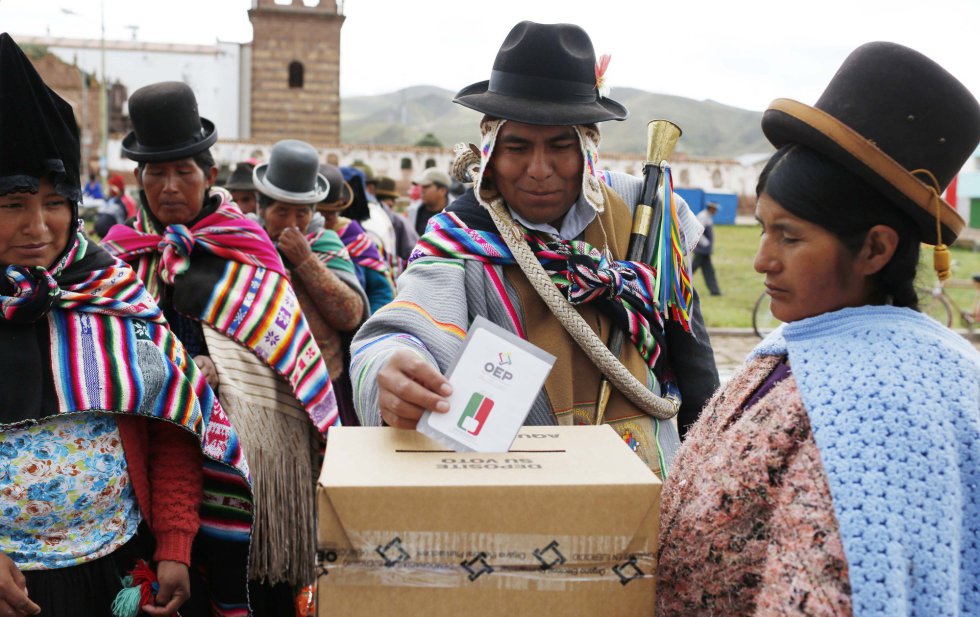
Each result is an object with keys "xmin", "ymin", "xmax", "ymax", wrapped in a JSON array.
[{"xmin": 341, "ymin": 85, "xmax": 771, "ymax": 158}]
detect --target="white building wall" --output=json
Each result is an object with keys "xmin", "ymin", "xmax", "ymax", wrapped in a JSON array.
[{"xmin": 19, "ymin": 37, "xmax": 244, "ymax": 140}]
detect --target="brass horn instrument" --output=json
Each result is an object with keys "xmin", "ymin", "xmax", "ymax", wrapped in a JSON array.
[{"xmin": 595, "ymin": 119, "xmax": 682, "ymax": 424}]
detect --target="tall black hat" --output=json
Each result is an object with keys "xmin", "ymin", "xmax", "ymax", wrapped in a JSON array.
[
  {"xmin": 0, "ymin": 33, "xmax": 81, "ymax": 203},
  {"xmin": 453, "ymin": 21, "xmax": 628, "ymax": 125},
  {"xmin": 762, "ymin": 42, "xmax": 980, "ymax": 244},
  {"xmin": 121, "ymin": 81, "xmax": 217, "ymax": 162}
]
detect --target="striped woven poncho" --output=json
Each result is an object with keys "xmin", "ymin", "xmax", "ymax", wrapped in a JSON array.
[
  {"xmin": 102, "ymin": 190, "xmax": 339, "ymax": 435},
  {"xmin": 0, "ymin": 232, "xmax": 253, "ymax": 615}
]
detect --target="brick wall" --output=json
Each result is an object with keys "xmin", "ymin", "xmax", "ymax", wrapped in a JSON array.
[
  {"xmin": 29, "ymin": 53, "xmax": 103, "ymax": 168},
  {"xmin": 248, "ymin": 0, "xmax": 345, "ymax": 146}
]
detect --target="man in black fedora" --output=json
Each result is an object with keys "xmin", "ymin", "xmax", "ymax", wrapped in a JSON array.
[
  {"xmin": 351, "ymin": 21, "xmax": 719, "ymax": 473},
  {"xmin": 222, "ymin": 160, "xmax": 259, "ymax": 216}
]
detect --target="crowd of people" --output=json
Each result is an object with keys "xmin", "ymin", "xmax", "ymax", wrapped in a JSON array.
[{"xmin": 0, "ymin": 14, "xmax": 978, "ymax": 617}]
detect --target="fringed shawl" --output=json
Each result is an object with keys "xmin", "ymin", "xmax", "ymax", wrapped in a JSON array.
[{"xmin": 102, "ymin": 193, "xmax": 339, "ymax": 434}]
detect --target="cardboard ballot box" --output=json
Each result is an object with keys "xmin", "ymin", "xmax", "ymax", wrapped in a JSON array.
[{"xmin": 317, "ymin": 425, "xmax": 661, "ymax": 616}]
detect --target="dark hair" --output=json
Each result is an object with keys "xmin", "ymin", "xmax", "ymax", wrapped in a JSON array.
[
  {"xmin": 137, "ymin": 148, "xmax": 215, "ymax": 176},
  {"xmin": 756, "ymin": 144, "xmax": 920, "ymax": 310}
]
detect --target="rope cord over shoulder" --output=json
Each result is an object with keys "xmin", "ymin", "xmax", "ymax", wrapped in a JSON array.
[{"xmin": 483, "ymin": 198, "xmax": 679, "ymax": 420}]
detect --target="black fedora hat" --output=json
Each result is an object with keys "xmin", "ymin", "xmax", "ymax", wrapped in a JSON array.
[
  {"xmin": 253, "ymin": 140, "xmax": 329, "ymax": 205},
  {"xmin": 121, "ymin": 81, "xmax": 217, "ymax": 163},
  {"xmin": 762, "ymin": 42, "xmax": 980, "ymax": 244},
  {"xmin": 224, "ymin": 162, "xmax": 256, "ymax": 191},
  {"xmin": 316, "ymin": 163, "xmax": 353, "ymax": 213},
  {"xmin": 453, "ymin": 21, "xmax": 628, "ymax": 126}
]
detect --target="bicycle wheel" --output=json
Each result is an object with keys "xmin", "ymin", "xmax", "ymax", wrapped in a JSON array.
[
  {"xmin": 916, "ymin": 286, "xmax": 954, "ymax": 327},
  {"xmin": 752, "ymin": 291, "xmax": 782, "ymax": 338}
]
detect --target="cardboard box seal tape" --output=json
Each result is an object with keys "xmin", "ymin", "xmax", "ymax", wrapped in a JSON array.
[{"xmin": 317, "ymin": 425, "xmax": 661, "ymax": 616}]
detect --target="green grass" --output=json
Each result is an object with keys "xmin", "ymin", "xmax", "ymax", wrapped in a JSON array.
[{"xmin": 694, "ymin": 224, "xmax": 980, "ymax": 329}]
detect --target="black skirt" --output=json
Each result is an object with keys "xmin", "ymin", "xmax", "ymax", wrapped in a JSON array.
[{"xmin": 21, "ymin": 534, "xmax": 141, "ymax": 617}]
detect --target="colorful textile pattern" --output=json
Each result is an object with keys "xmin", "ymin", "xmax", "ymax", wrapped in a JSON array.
[
  {"xmin": 0, "ymin": 233, "xmax": 252, "ymax": 613},
  {"xmin": 651, "ymin": 167, "xmax": 694, "ymax": 328},
  {"xmin": 332, "ymin": 219, "xmax": 389, "ymax": 275},
  {"xmin": 306, "ymin": 228, "xmax": 356, "ymax": 276},
  {"xmin": 412, "ymin": 211, "xmax": 668, "ymax": 368},
  {"xmin": 103, "ymin": 191, "xmax": 339, "ymax": 435},
  {"xmin": 0, "ymin": 414, "xmax": 142, "ymax": 570},
  {"xmin": 198, "ymin": 260, "xmax": 338, "ymax": 433},
  {"xmin": 101, "ymin": 190, "xmax": 285, "ymax": 302},
  {"xmin": 751, "ymin": 306, "xmax": 980, "ymax": 616}
]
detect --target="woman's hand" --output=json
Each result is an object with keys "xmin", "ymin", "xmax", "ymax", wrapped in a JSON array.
[
  {"xmin": 278, "ymin": 226, "xmax": 314, "ymax": 266},
  {"xmin": 194, "ymin": 355, "xmax": 219, "ymax": 390},
  {"xmin": 377, "ymin": 350, "xmax": 452, "ymax": 429},
  {"xmin": 141, "ymin": 560, "xmax": 190, "ymax": 616},
  {"xmin": 0, "ymin": 553, "xmax": 40, "ymax": 616}
]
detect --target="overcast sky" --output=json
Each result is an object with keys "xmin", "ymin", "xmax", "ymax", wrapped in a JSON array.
[{"xmin": 2, "ymin": 0, "xmax": 977, "ymax": 112}]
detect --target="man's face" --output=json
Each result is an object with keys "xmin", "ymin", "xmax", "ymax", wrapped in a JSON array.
[
  {"xmin": 231, "ymin": 190, "xmax": 258, "ymax": 214},
  {"xmin": 420, "ymin": 182, "xmax": 448, "ymax": 211},
  {"xmin": 486, "ymin": 122, "xmax": 583, "ymax": 227}
]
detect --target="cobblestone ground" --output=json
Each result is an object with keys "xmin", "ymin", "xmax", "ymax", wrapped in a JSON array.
[{"xmin": 708, "ymin": 328, "xmax": 980, "ymax": 384}]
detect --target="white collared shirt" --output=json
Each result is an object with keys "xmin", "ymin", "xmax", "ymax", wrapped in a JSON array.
[{"xmin": 507, "ymin": 193, "xmax": 596, "ymax": 241}]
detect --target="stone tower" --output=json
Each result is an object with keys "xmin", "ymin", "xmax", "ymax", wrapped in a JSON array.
[{"xmin": 248, "ymin": 0, "xmax": 345, "ymax": 145}]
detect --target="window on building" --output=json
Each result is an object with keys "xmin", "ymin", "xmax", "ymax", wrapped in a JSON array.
[
  {"xmin": 711, "ymin": 169, "xmax": 723, "ymax": 188},
  {"xmin": 288, "ymin": 61, "xmax": 304, "ymax": 89},
  {"xmin": 400, "ymin": 158, "xmax": 412, "ymax": 170},
  {"xmin": 425, "ymin": 158, "xmax": 436, "ymax": 169}
]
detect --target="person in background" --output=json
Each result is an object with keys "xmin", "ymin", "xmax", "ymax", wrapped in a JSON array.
[
  {"xmin": 102, "ymin": 83, "xmax": 339, "ymax": 617},
  {"xmin": 350, "ymin": 21, "xmax": 719, "ymax": 475},
  {"xmin": 657, "ymin": 42, "xmax": 980, "ymax": 616},
  {"xmin": 0, "ymin": 34, "xmax": 252, "ymax": 617},
  {"xmin": 93, "ymin": 173, "xmax": 137, "ymax": 237},
  {"xmin": 692, "ymin": 201, "xmax": 722, "ymax": 296},
  {"xmin": 223, "ymin": 161, "xmax": 259, "ymax": 217},
  {"xmin": 375, "ymin": 175, "xmax": 419, "ymax": 277},
  {"xmin": 313, "ymin": 163, "xmax": 394, "ymax": 314},
  {"xmin": 348, "ymin": 166, "xmax": 399, "ymax": 278},
  {"xmin": 406, "ymin": 167, "xmax": 451, "ymax": 237}
]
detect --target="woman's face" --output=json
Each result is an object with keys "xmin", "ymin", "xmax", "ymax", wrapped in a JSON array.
[
  {"xmin": 0, "ymin": 177, "xmax": 74, "ymax": 269},
  {"xmin": 753, "ymin": 192, "xmax": 873, "ymax": 323},
  {"xmin": 263, "ymin": 202, "xmax": 313, "ymax": 241},
  {"xmin": 136, "ymin": 157, "xmax": 216, "ymax": 226},
  {"xmin": 322, "ymin": 211, "xmax": 339, "ymax": 230}
]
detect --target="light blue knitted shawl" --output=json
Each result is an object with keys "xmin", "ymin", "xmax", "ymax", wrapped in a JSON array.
[{"xmin": 751, "ymin": 305, "xmax": 980, "ymax": 616}]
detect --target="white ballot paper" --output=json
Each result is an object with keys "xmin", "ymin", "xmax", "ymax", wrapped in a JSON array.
[{"xmin": 417, "ymin": 316, "xmax": 556, "ymax": 453}]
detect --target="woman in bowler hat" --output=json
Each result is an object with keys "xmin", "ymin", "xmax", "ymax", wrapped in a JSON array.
[
  {"xmin": 103, "ymin": 83, "xmax": 341, "ymax": 616},
  {"xmin": 657, "ymin": 43, "xmax": 980, "ymax": 615}
]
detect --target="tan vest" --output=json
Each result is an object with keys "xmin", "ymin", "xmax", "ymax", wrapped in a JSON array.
[{"xmin": 504, "ymin": 185, "xmax": 666, "ymax": 475}]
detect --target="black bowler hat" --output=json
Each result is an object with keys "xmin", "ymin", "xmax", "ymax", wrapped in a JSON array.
[
  {"xmin": 224, "ymin": 162, "xmax": 256, "ymax": 191},
  {"xmin": 121, "ymin": 81, "xmax": 217, "ymax": 162},
  {"xmin": 762, "ymin": 42, "xmax": 980, "ymax": 244},
  {"xmin": 253, "ymin": 140, "xmax": 329, "ymax": 205},
  {"xmin": 0, "ymin": 33, "xmax": 81, "ymax": 204},
  {"xmin": 453, "ymin": 21, "xmax": 628, "ymax": 126}
]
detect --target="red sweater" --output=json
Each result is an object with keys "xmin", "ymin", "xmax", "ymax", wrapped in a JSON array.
[{"xmin": 116, "ymin": 416, "xmax": 203, "ymax": 565}]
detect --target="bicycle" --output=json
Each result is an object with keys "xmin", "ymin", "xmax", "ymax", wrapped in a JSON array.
[
  {"xmin": 751, "ymin": 274, "xmax": 980, "ymax": 338},
  {"xmin": 915, "ymin": 275, "xmax": 980, "ymax": 331}
]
